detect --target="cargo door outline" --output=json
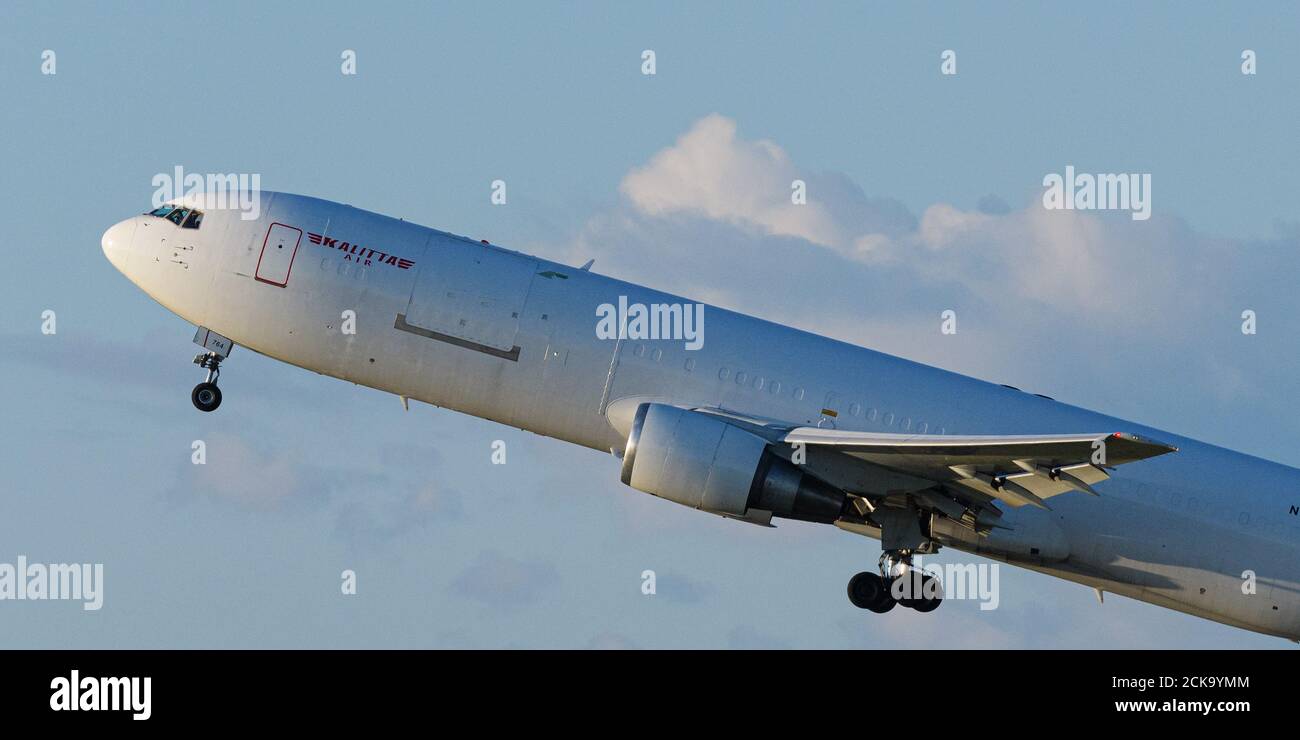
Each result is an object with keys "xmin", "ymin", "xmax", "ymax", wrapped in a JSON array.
[
  {"xmin": 255, "ymin": 223, "xmax": 303, "ymax": 287},
  {"xmin": 396, "ymin": 241, "xmax": 538, "ymax": 361}
]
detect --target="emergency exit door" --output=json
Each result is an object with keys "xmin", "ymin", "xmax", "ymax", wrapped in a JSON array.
[{"xmin": 255, "ymin": 223, "xmax": 303, "ymax": 287}]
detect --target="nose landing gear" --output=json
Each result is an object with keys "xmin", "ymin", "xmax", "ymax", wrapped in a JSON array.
[
  {"xmin": 189, "ymin": 326, "xmax": 233, "ymax": 413},
  {"xmin": 847, "ymin": 550, "xmax": 943, "ymax": 614},
  {"xmin": 191, "ymin": 351, "xmax": 223, "ymax": 412}
]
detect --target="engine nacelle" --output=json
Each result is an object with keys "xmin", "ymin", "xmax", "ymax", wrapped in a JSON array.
[{"xmin": 620, "ymin": 403, "xmax": 847, "ymax": 523}]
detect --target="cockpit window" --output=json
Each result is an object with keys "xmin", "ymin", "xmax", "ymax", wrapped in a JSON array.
[{"xmin": 144, "ymin": 203, "xmax": 204, "ymax": 229}]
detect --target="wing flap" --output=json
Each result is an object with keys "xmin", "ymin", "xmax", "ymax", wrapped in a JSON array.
[
  {"xmin": 782, "ymin": 428, "xmax": 1176, "ymax": 508},
  {"xmin": 783, "ymin": 429, "xmax": 1175, "ymax": 466}
]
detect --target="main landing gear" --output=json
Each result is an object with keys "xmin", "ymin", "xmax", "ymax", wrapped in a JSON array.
[
  {"xmin": 847, "ymin": 550, "xmax": 943, "ymax": 614},
  {"xmin": 191, "ymin": 351, "xmax": 223, "ymax": 412}
]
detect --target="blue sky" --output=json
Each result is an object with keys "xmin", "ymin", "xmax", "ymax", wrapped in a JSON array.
[{"xmin": 1, "ymin": 1, "xmax": 1298, "ymax": 647}]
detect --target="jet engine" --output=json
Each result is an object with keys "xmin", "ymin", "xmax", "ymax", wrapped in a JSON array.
[{"xmin": 620, "ymin": 403, "xmax": 848, "ymax": 523}]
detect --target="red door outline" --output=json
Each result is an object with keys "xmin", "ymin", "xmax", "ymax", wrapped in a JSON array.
[{"xmin": 255, "ymin": 223, "xmax": 303, "ymax": 287}]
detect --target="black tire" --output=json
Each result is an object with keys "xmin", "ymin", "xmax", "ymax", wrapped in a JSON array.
[
  {"xmin": 870, "ymin": 588, "xmax": 897, "ymax": 613},
  {"xmin": 911, "ymin": 573, "xmax": 943, "ymax": 613},
  {"xmin": 847, "ymin": 572, "xmax": 895, "ymax": 613},
  {"xmin": 191, "ymin": 382, "xmax": 222, "ymax": 412},
  {"xmin": 847, "ymin": 571, "xmax": 879, "ymax": 609},
  {"xmin": 912, "ymin": 596, "xmax": 941, "ymax": 613},
  {"xmin": 893, "ymin": 571, "xmax": 920, "ymax": 609}
]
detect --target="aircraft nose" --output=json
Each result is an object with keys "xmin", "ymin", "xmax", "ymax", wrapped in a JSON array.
[{"xmin": 101, "ymin": 218, "xmax": 136, "ymax": 271}]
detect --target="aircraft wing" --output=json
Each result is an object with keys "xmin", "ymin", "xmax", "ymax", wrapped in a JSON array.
[{"xmin": 781, "ymin": 427, "xmax": 1177, "ymax": 510}]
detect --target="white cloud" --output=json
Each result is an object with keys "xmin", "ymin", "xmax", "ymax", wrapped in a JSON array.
[
  {"xmin": 183, "ymin": 433, "xmax": 320, "ymax": 509},
  {"xmin": 450, "ymin": 550, "xmax": 560, "ymax": 609},
  {"xmin": 619, "ymin": 113, "xmax": 913, "ymax": 251},
  {"xmin": 611, "ymin": 114, "xmax": 1198, "ymax": 320},
  {"xmin": 540, "ymin": 114, "xmax": 1300, "ymax": 445}
]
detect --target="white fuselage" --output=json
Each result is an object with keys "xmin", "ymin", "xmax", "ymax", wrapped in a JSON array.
[{"xmin": 102, "ymin": 192, "xmax": 1300, "ymax": 640}]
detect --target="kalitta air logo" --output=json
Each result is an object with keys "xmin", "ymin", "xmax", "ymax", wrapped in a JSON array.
[{"xmin": 307, "ymin": 232, "xmax": 415, "ymax": 270}]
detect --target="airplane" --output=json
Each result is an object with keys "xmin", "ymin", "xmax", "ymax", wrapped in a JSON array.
[{"xmin": 101, "ymin": 190, "xmax": 1300, "ymax": 640}]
